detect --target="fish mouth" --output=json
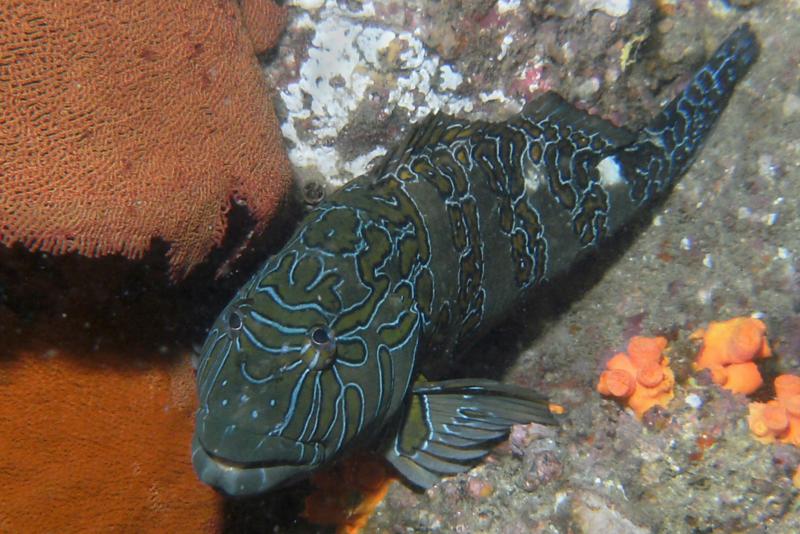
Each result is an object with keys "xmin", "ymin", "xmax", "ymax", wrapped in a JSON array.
[{"xmin": 191, "ymin": 435, "xmax": 318, "ymax": 496}]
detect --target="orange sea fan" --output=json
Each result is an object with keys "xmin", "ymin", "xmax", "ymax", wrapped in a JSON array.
[{"xmin": 0, "ymin": 0, "xmax": 291, "ymax": 279}]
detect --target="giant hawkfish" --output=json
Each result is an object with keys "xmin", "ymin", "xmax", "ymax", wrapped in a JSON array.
[{"xmin": 193, "ymin": 25, "xmax": 759, "ymax": 496}]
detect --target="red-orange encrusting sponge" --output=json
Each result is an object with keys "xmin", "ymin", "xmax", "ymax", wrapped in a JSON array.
[
  {"xmin": 748, "ymin": 374, "xmax": 800, "ymax": 446},
  {"xmin": 0, "ymin": 0, "xmax": 292, "ymax": 279},
  {"xmin": 303, "ymin": 452, "xmax": 396, "ymax": 534},
  {"xmin": 597, "ymin": 336, "xmax": 675, "ymax": 419},
  {"xmin": 0, "ymin": 350, "xmax": 222, "ymax": 531},
  {"xmin": 691, "ymin": 317, "xmax": 771, "ymax": 395}
]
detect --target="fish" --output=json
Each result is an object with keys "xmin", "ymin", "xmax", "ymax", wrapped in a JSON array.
[{"xmin": 192, "ymin": 25, "xmax": 759, "ymax": 496}]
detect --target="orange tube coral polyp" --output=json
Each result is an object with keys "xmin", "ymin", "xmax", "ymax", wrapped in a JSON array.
[
  {"xmin": 749, "ymin": 401, "xmax": 792, "ymax": 443},
  {"xmin": 783, "ymin": 396, "xmax": 800, "ymax": 418},
  {"xmin": 748, "ymin": 374, "xmax": 800, "ymax": 447},
  {"xmin": 762, "ymin": 404, "xmax": 790, "ymax": 434},
  {"xmin": 637, "ymin": 363, "xmax": 665, "ymax": 388},
  {"xmin": 598, "ymin": 369, "xmax": 636, "ymax": 398},
  {"xmin": 692, "ymin": 317, "xmax": 771, "ymax": 395},
  {"xmin": 627, "ymin": 336, "xmax": 667, "ymax": 367},
  {"xmin": 749, "ymin": 407, "xmax": 772, "ymax": 438},
  {"xmin": 597, "ymin": 336, "xmax": 675, "ymax": 419},
  {"xmin": 719, "ymin": 361, "xmax": 764, "ymax": 395},
  {"xmin": 775, "ymin": 375, "xmax": 800, "ymax": 398},
  {"xmin": 728, "ymin": 319, "xmax": 770, "ymax": 363}
]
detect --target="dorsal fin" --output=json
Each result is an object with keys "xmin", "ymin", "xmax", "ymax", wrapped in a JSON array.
[
  {"xmin": 522, "ymin": 92, "xmax": 636, "ymax": 149},
  {"xmin": 373, "ymin": 93, "xmax": 634, "ymax": 180},
  {"xmin": 370, "ymin": 112, "xmax": 480, "ymax": 178}
]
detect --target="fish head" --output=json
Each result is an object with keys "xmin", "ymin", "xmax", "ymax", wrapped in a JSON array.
[{"xmin": 193, "ymin": 205, "xmax": 423, "ymax": 496}]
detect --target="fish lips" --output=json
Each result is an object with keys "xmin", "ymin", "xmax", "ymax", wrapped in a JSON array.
[
  {"xmin": 193, "ymin": 409, "xmax": 325, "ymax": 496},
  {"xmin": 192, "ymin": 435, "xmax": 318, "ymax": 496}
]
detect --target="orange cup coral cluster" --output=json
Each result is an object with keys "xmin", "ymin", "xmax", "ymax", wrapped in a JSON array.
[
  {"xmin": 597, "ymin": 336, "xmax": 675, "ymax": 419},
  {"xmin": 748, "ymin": 375, "xmax": 800, "ymax": 446},
  {"xmin": 692, "ymin": 317, "xmax": 771, "ymax": 395}
]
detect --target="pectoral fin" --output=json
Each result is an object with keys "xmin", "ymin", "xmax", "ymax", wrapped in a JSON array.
[{"xmin": 384, "ymin": 379, "xmax": 557, "ymax": 489}]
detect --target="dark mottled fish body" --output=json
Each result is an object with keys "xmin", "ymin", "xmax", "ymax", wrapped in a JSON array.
[{"xmin": 193, "ymin": 26, "xmax": 759, "ymax": 495}]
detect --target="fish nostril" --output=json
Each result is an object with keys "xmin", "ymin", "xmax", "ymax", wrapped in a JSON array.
[
  {"xmin": 228, "ymin": 311, "xmax": 243, "ymax": 331},
  {"xmin": 310, "ymin": 326, "xmax": 331, "ymax": 346},
  {"xmin": 306, "ymin": 326, "xmax": 337, "ymax": 370}
]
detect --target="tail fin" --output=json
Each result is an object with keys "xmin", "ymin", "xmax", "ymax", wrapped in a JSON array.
[{"xmin": 606, "ymin": 24, "xmax": 759, "ymax": 207}]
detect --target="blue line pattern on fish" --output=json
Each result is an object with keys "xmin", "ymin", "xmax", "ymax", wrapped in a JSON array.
[{"xmin": 193, "ymin": 25, "xmax": 759, "ymax": 495}]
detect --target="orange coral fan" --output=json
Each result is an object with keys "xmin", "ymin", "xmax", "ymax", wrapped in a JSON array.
[
  {"xmin": 692, "ymin": 317, "xmax": 771, "ymax": 394},
  {"xmin": 748, "ymin": 374, "xmax": 800, "ymax": 446},
  {"xmin": 241, "ymin": 0, "xmax": 288, "ymax": 53},
  {"xmin": 0, "ymin": 0, "xmax": 291, "ymax": 279},
  {"xmin": 597, "ymin": 336, "xmax": 675, "ymax": 419},
  {"xmin": 0, "ymin": 351, "xmax": 221, "ymax": 531},
  {"xmin": 303, "ymin": 452, "xmax": 396, "ymax": 534}
]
